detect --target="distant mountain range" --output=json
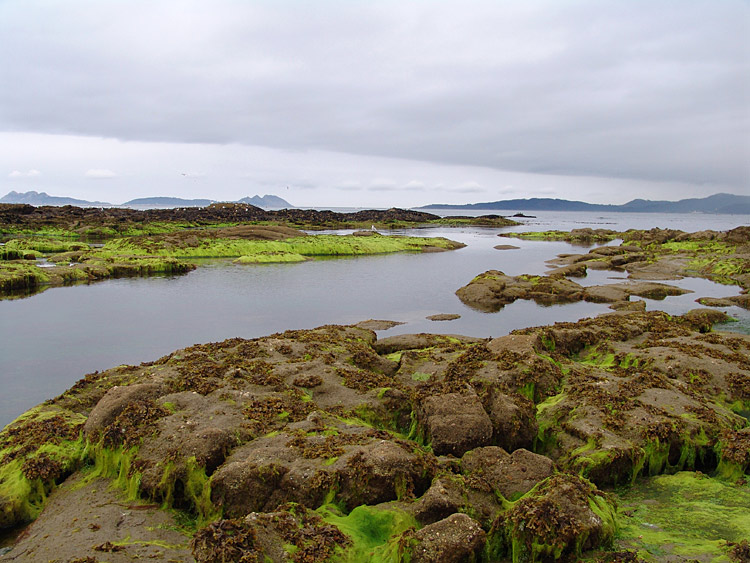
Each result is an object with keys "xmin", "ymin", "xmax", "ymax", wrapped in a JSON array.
[
  {"xmin": 420, "ymin": 193, "xmax": 750, "ymax": 215},
  {"xmin": 0, "ymin": 190, "xmax": 111, "ymax": 207},
  {"xmin": 0, "ymin": 191, "xmax": 294, "ymax": 209}
]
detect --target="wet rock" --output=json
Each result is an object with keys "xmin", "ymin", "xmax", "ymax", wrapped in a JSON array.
[
  {"xmin": 494, "ymin": 244, "xmax": 519, "ymax": 250},
  {"xmin": 461, "ymin": 446, "xmax": 554, "ymax": 500},
  {"xmin": 355, "ymin": 319, "xmax": 405, "ymax": 331},
  {"xmin": 547, "ymin": 262, "xmax": 588, "ymax": 278},
  {"xmin": 211, "ymin": 419, "xmax": 435, "ymax": 515},
  {"xmin": 411, "ymin": 477, "xmax": 466, "ymax": 525},
  {"xmin": 697, "ymin": 297, "xmax": 736, "ymax": 307},
  {"xmin": 609, "ymin": 300, "xmax": 647, "ymax": 311},
  {"xmin": 584, "ymin": 285, "xmax": 630, "ymax": 303},
  {"xmin": 456, "ymin": 271, "xmax": 584, "ymax": 312},
  {"xmin": 699, "ymin": 295, "xmax": 750, "ymax": 310},
  {"xmin": 610, "ymin": 253, "xmax": 648, "ymax": 267},
  {"xmin": 483, "ymin": 390, "xmax": 538, "ymax": 451},
  {"xmin": 408, "ymin": 513, "xmax": 486, "ymax": 563},
  {"xmin": 681, "ymin": 308, "xmax": 731, "ymax": 332},
  {"xmin": 426, "ymin": 313, "xmax": 461, "ymax": 321},
  {"xmin": 419, "ymin": 392, "xmax": 493, "ymax": 457},
  {"xmin": 373, "ymin": 333, "xmax": 481, "ymax": 354},
  {"xmin": 584, "ymin": 281, "xmax": 691, "ymax": 304},
  {"xmin": 502, "ymin": 473, "xmax": 616, "ymax": 562},
  {"xmin": 84, "ymin": 383, "xmax": 165, "ymax": 436}
]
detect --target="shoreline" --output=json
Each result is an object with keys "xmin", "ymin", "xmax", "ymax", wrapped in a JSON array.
[{"xmin": 1, "ymin": 214, "xmax": 748, "ymax": 561}]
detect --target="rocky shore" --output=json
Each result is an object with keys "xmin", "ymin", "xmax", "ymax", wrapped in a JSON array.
[
  {"xmin": 1, "ymin": 309, "xmax": 748, "ymax": 562},
  {"xmin": 1, "ymin": 217, "xmax": 467, "ymax": 299},
  {"xmin": 456, "ymin": 226, "xmax": 750, "ymax": 313}
]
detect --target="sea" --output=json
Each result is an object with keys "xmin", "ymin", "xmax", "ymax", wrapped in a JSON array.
[{"xmin": 0, "ymin": 210, "xmax": 748, "ymax": 429}]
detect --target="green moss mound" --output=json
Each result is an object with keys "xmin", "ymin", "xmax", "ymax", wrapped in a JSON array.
[
  {"xmin": 103, "ymin": 232, "xmax": 463, "ymax": 259},
  {"xmin": 0, "ymin": 406, "xmax": 87, "ymax": 527},
  {"xmin": 234, "ymin": 252, "xmax": 309, "ymax": 264},
  {"xmin": 615, "ymin": 471, "xmax": 750, "ymax": 561}
]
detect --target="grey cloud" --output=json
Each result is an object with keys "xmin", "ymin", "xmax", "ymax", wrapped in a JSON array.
[{"xmin": 0, "ymin": 0, "xmax": 747, "ymax": 191}]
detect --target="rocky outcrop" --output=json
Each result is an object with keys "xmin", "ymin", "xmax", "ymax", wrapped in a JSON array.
[
  {"xmin": 1, "ymin": 311, "xmax": 747, "ymax": 562},
  {"xmin": 456, "ymin": 270, "xmax": 692, "ymax": 312}
]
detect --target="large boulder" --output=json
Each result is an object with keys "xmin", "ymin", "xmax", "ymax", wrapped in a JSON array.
[
  {"xmin": 407, "ymin": 513, "xmax": 486, "ymax": 563},
  {"xmin": 418, "ymin": 392, "xmax": 493, "ymax": 457},
  {"xmin": 461, "ymin": 446, "xmax": 554, "ymax": 500},
  {"xmin": 500, "ymin": 474, "xmax": 616, "ymax": 562}
]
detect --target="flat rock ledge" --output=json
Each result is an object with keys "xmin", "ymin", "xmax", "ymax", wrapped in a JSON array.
[
  {"xmin": 456, "ymin": 269, "xmax": 691, "ymax": 312},
  {"xmin": 1, "ymin": 310, "xmax": 748, "ymax": 562}
]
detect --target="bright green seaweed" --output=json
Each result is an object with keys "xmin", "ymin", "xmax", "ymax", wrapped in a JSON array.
[{"xmin": 614, "ymin": 471, "xmax": 750, "ymax": 561}]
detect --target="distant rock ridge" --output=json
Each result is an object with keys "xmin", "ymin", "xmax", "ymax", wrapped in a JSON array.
[
  {"xmin": 236, "ymin": 194, "xmax": 294, "ymax": 209},
  {"xmin": 0, "ymin": 190, "xmax": 111, "ymax": 207},
  {"xmin": 0, "ymin": 191, "xmax": 294, "ymax": 209},
  {"xmin": 420, "ymin": 192, "xmax": 750, "ymax": 214}
]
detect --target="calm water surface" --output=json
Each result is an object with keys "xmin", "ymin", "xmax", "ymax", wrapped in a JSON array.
[{"xmin": 1, "ymin": 211, "xmax": 748, "ymax": 428}]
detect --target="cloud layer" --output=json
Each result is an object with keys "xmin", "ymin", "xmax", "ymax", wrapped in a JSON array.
[{"xmin": 0, "ymin": 0, "xmax": 747, "ymax": 204}]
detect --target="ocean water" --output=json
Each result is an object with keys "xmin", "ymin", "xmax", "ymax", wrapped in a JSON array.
[{"xmin": 0, "ymin": 212, "xmax": 748, "ymax": 429}]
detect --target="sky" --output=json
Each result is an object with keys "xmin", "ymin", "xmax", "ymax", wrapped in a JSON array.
[{"xmin": 1, "ymin": 0, "xmax": 748, "ymax": 208}]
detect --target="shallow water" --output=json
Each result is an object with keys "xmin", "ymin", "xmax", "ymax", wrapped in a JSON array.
[{"xmin": 1, "ymin": 212, "xmax": 748, "ymax": 429}]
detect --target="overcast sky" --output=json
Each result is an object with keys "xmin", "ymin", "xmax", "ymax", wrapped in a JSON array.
[{"xmin": 1, "ymin": 0, "xmax": 748, "ymax": 207}]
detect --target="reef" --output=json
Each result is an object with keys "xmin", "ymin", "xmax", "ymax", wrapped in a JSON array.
[
  {"xmin": 0, "ymin": 224, "xmax": 464, "ymax": 299},
  {"xmin": 501, "ymin": 226, "xmax": 750, "ymax": 302},
  {"xmin": 1, "ymin": 310, "xmax": 747, "ymax": 562},
  {"xmin": 456, "ymin": 270, "xmax": 691, "ymax": 313}
]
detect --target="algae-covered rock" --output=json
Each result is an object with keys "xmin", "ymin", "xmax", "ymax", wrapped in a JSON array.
[
  {"xmin": 418, "ymin": 393, "xmax": 493, "ymax": 457},
  {"xmin": 1, "ymin": 311, "xmax": 747, "ymax": 562},
  {"xmin": 482, "ymin": 390, "xmax": 538, "ymax": 451},
  {"xmin": 461, "ymin": 447, "xmax": 554, "ymax": 501},
  {"xmin": 456, "ymin": 270, "xmax": 692, "ymax": 313},
  {"xmin": 499, "ymin": 473, "xmax": 616, "ymax": 562},
  {"xmin": 528, "ymin": 311, "xmax": 750, "ymax": 486},
  {"xmin": 406, "ymin": 513, "xmax": 486, "ymax": 563},
  {"xmin": 0, "ymin": 406, "xmax": 86, "ymax": 528}
]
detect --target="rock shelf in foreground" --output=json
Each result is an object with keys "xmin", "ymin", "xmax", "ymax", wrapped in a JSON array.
[{"xmin": 0, "ymin": 310, "xmax": 748, "ymax": 562}]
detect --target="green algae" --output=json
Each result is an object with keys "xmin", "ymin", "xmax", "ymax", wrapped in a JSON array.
[
  {"xmin": 0, "ymin": 262, "xmax": 50, "ymax": 293},
  {"xmin": 3, "ymin": 238, "xmax": 90, "ymax": 254},
  {"xmin": 689, "ymin": 257, "xmax": 748, "ymax": 285},
  {"xmin": 504, "ymin": 230, "xmax": 619, "ymax": 243},
  {"xmin": 82, "ymin": 443, "xmax": 219, "ymax": 527},
  {"xmin": 80, "ymin": 443, "xmax": 142, "ymax": 501},
  {"xmin": 410, "ymin": 372, "xmax": 432, "ymax": 382},
  {"xmin": 0, "ymin": 253, "xmax": 195, "ymax": 297},
  {"xmin": 0, "ymin": 406, "xmax": 87, "ymax": 527},
  {"xmin": 578, "ymin": 345, "xmax": 617, "ymax": 368},
  {"xmin": 615, "ymin": 471, "xmax": 750, "ymax": 561},
  {"xmin": 316, "ymin": 504, "xmax": 418, "ymax": 563},
  {"xmin": 659, "ymin": 240, "xmax": 735, "ymax": 254},
  {"xmin": 102, "ymin": 232, "xmax": 462, "ymax": 260},
  {"xmin": 234, "ymin": 252, "xmax": 309, "ymax": 264}
]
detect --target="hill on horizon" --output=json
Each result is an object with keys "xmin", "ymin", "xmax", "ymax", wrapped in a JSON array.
[
  {"xmin": 420, "ymin": 193, "xmax": 750, "ymax": 215},
  {"xmin": 0, "ymin": 190, "xmax": 112, "ymax": 207},
  {"xmin": 0, "ymin": 191, "xmax": 294, "ymax": 209}
]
